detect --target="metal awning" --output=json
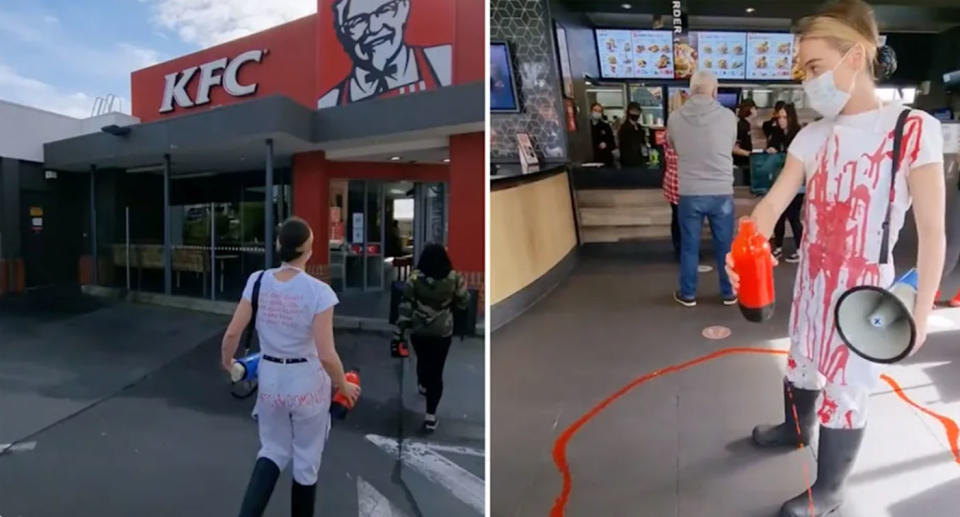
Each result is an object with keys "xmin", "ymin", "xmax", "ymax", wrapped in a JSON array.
[{"xmin": 43, "ymin": 81, "xmax": 484, "ymax": 174}]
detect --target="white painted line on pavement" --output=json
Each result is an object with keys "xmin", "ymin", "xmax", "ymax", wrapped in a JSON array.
[
  {"xmin": 0, "ymin": 441, "xmax": 36, "ymax": 454},
  {"xmin": 357, "ymin": 476, "xmax": 412, "ymax": 517},
  {"xmin": 365, "ymin": 434, "xmax": 484, "ymax": 514},
  {"xmin": 422, "ymin": 443, "xmax": 485, "ymax": 458}
]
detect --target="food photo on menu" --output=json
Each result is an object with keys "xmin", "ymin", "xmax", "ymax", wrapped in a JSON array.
[
  {"xmin": 672, "ymin": 32, "xmax": 698, "ymax": 79},
  {"xmin": 746, "ymin": 32, "xmax": 794, "ymax": 80},
  {"xmin": 597, "ymin": 29, "xmax": 634, "ymax": 78},
  {"xmin": 595, "ymin": 29, "xmax": 673, "ymax": 79},
  {"xmin": 696, "ymin": 32, "xmax": 746, "ymax": 80},
  {"xmin": 630, "ymin": 30, "xmax": 674, "ymax": 78}
]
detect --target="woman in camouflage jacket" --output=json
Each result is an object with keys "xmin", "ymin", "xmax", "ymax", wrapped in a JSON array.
[{"xmin": 392, "ymin": 243, "xmax": 470, "ymax": 431}]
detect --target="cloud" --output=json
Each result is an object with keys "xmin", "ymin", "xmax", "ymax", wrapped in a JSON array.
[
  {"xmin": 147, "ymin": 0, "xmax": 316, "ymax": 48},
  {"xmin": 0, "ymin": 62, "xmax": 121, "ymax": 118},
  {"xmin": 0, "ymin": 9, "xmax": 163, "ymax": 116}
]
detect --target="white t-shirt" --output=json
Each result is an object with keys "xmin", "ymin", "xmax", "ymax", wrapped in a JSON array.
[
  {"xmin": 788, "ymin": 102, "xmax": 943, "ymax": 182},
  {"xmin": 785, "ymin": 102, "xmax": 943, "ymax": 378},
  {"xmin": 242, "ymin": 267, "xmax": 339, "ymax": 359}
]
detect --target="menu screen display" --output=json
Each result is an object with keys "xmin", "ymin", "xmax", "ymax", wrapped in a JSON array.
[
  {"xmin": 596, "ymin": 29, "xmax": 674, "ymax": 79},
  {"xmin": 746, "ymin": 33, "xmax": 794, "ymax": 80},
  {"xmin": 697, "ymin": 32, "xmax": 746, "ymax": 80}
]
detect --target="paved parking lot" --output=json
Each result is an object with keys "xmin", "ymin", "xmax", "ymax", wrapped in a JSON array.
[{"xmin": 0, "ymin": 291, "xmax": 484, "ymax": 517}]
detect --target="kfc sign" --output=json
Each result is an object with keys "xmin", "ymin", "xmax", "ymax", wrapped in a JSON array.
[
  {"xmin": 159, "ymin": 49, "xmax": 266, "ymax": 113},
  {"xmin": 317, "ymin": 0, "xmax": 453, "ymax": 109}
]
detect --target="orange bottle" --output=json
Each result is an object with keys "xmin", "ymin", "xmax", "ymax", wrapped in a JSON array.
[
  {"xmin": 731, "ymin": 219, "xmax": 776, "ymax": 322},
  {"xmin": 330, "ymin": 370, "xmax": 360, "ymax": 419}
]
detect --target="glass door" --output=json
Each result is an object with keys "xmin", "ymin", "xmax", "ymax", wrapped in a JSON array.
[
  {"xmin": 343, "ymin": 180, "xmax": 385, "ymax": 291},
  {"xmin": 413, "ymin": 182, "xmax": 447, "ymax": 263}
]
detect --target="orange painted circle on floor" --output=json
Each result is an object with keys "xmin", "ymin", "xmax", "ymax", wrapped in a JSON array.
[{"xmin": 702, "ymin": 325, "xmax": 731, "ymax": 340}]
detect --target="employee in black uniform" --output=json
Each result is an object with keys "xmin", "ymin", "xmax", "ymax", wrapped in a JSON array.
[
  {"xmin": 762, "ymin": 100, "xmax": 786, "ymax": 141},
  {"xmin": 590, "ymin": 102, "xmax": 616, "ymax": 166},
  {"xmin": 618, "ymin": 102, "xmax": 649, "ymax": 167}
]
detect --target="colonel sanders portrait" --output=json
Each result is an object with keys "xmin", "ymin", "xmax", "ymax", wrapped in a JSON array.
[{"xmin": 317, "ymin": 0, "xmax": 453, "ymax": 109}]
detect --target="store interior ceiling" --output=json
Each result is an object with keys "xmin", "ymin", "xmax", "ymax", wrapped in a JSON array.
[{"xmin": 558, "ymin": 0, "xmax": 960, "ymax": 33}]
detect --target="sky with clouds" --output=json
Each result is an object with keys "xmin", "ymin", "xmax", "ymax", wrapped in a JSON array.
[{"xmin": 0, "ymin": 0, "xmax": 316, "ymax": 118}]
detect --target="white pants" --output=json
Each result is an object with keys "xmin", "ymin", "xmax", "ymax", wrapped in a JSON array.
[
  {"xmin": 254, "ymin": 359, "xmax": 332, "ymax": 485},
  {"xmin": 785, "ymin": 344, "xmax": 881, "ymax": 430}
]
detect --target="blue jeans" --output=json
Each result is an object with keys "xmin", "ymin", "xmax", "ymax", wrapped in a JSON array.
[{"xmin": 678, "ymin": 195, "xmax": 734, "ymax": 299}]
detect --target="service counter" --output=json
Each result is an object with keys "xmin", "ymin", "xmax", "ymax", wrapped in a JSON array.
[{"xmin": 490, "ymin": 163, "xmax": 579, "ymax": 330}]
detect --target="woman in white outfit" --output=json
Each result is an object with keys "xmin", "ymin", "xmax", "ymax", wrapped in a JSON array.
[
  {"xmin": 726, "ymin": 1, "xmax": 945, "ymax": 515},
  {"xmin": 221, "ymin": 217, "xmax": 361, "ymax": 517}
]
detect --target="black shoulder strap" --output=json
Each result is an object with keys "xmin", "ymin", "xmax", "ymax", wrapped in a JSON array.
[
  {"xmin": 242, "ymin": 271, "xmax": 266, "ymax": 349},
  {"xmin": 879, "ymin": 109, "xmax": 912, "ymax": 265}
]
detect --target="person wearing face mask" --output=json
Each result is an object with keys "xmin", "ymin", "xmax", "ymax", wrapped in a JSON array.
[
  {"xmin": 618, "ymin": 102, "xmax": 650, "ymax": 167},
  {"xmin": 590, "ymin": 102, "xmax": 616, "ymax": 166},
  {"xmin": 724, "ymin": 1, "xmax": 945, "ymax": 515}
]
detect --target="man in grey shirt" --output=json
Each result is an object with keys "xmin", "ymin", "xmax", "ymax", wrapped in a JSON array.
[{"xmin": 667, "ymin": 70, "xmax": 737, "ymax": 307}]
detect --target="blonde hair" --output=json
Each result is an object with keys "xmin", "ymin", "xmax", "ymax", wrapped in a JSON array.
[{"xmin": 795, "ymin": 0, "xmax": 880, "ymax": 78}]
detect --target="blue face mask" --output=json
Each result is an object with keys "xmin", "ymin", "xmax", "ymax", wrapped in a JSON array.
[{"xmin": 802, "ymin": 45, "xmax": 859, "ymax": 120}]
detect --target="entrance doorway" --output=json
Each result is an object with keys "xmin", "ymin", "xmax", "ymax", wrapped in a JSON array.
[{"xmin": 329, "ymin": 179, "xmax": 446, "ymax": 318}]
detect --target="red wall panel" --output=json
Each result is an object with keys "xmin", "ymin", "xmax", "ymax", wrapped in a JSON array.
[{"xmin": 131, "ymin": 16, "xmax": 317, "ymax": 122}]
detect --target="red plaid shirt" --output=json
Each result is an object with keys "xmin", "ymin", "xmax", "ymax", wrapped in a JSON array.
[{"xmin": 662, "ymin": 140, "xmax": 679, "ymax": 205}]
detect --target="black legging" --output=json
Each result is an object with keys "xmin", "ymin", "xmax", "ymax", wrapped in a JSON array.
[
  {"xmin": 773, "ymin": 194, "xmax": 804, "ymax": 250},
  {"xmin": 412, "ymin": 334, "xmax": 453, "ymax": 414}
]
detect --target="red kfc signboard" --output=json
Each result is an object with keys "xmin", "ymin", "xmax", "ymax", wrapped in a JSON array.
[{"xmin": 131, "ymin": 0, "xmax": 473, "ymax": 122}]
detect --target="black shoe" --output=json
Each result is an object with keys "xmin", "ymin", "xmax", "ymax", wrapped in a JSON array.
[
  {"xmin": 773, "ymin": 247, "xmax": 783, "ymax": 261},
  {"xmin": 779, "ymin": 426, "xmax": 866, "ymax": 516},
  {"xmin": 424, "ymin": 414, "xmax": 439, "ymax": 432},
  {"xmin": 673, "ymin": 291, "xmax": 696, "ymax": 307},
  {"xmin": 291, "ymin": 481, "xmax": 316, "ymax": 517},
  {"xmin": 238, "ymin": 457, "xmax": 280, "ymax": 517},
  {"xmin": 753, "ymin": 379, "xmax": 820, "ymax": 448},
  {"xmin": 786, "ymin": 251, "xmax": 800, "ymax": 263},
  {"xmin": 722, "ymin": 294, "xmax": 738, "ymax": 306}
]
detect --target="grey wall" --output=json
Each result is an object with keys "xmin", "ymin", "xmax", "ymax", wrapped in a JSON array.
[
  {"xmin": 491, "ymin": 0, "xmax": 567, "ymax": 162},
  {"xmin": 550, "ymin": 1, "xmax": 600, "ymax": 164},
  {"xmin": 0, "ymin": 157, "xmax": 23, "ymax": 260}
]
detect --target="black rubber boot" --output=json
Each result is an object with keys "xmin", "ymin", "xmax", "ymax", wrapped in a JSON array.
[
  {"xmin": 753, "ymin": 379, "xmax": 820, "ymax": 448},
  {"xmin": 779, "ymin": 426, "xmax": 866, "ymax": 516},
  {"xmin": 291, "ymin": 481, "xmax": 317, "ymax": 517},
  {"xmin": 238, "ymin": 457, "xmax": 280, "ymax": 517}
]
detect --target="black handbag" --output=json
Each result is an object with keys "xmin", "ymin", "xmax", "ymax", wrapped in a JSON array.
[{"xmin": 231, "ymin": 271, "xmax": 265, "ymax": 399}]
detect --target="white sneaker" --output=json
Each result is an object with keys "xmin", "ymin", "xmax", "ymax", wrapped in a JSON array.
[{"xmin": 424, "ymin": 414, "xmax": 438, "ymax": 432}]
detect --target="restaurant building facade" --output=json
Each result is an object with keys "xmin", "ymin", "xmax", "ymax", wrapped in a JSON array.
[{"xmin": 2, "ymin": 0, "xmax": 484, "ymax": 315}]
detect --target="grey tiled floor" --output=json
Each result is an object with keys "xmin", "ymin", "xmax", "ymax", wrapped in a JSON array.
[{"xmin": 492, "ymin": 243, "xmax": 960, "ymax": 517}]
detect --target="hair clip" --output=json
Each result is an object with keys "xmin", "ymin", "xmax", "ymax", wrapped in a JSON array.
[{"xmin": 875, "ymin": 45, "xmax": 897, "ymax": 80}]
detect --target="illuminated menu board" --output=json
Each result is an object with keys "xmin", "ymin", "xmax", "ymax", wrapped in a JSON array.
[
  {"xmin": 746, "ymin": 33, "xmax": 794, "ymax": 80},
  {"xmin": 596, "ymin": 29, "xmax": 674, "ymax": 79},
  {"xmin": 697, "ymin": 32, "xmax": 746, "ymax": 80}
]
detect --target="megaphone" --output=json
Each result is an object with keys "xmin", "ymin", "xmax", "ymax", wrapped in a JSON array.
[
  {"xmin": 230, "ymin": 352, "xmax": 261, "ymax": 399},
  {"xmin": 835, "ymin": 269, "xmax": 919, "ymax": 364},
  {"xmin": 231, "ymin": 352, "xmax": 261, "ymax": 382}
]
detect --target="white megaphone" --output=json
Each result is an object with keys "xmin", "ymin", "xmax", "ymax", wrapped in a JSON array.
[{"xmin": 835, "ymin": 269, "xmax": 919, "ymax": 364}]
